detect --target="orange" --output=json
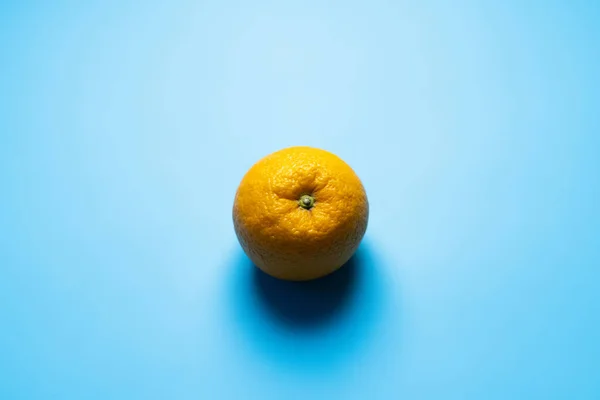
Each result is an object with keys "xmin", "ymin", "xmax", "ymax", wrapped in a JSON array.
[{"xmin": 233, "ymin": 146, "xmax": 369, "ymax": 281}]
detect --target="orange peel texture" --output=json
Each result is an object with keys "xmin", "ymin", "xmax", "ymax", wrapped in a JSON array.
[{"xmin": 233, "ymin": 146, "xmax": 369, "ymax": 281}]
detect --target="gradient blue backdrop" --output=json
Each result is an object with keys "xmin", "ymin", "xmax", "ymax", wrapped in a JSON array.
[{"xmin": 1, "ymin": 1, "xmax": 599, "ymax": 399}]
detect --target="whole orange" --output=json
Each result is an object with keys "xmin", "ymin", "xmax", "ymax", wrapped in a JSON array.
[{"xmin": 233, "ymin": 146, "xmax": 369, "ymax": 281}]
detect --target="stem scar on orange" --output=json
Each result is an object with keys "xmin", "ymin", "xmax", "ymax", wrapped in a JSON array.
[{"xmin": 233, "ymin": 146, "xmax": 369, "ymax": 281}]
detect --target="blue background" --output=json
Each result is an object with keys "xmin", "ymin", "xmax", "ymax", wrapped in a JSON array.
[{"xmin": 1, "ymin": 1, "xmax": 599, "ymax": 399}]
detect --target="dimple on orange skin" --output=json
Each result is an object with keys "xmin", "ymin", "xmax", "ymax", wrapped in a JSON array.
[{"xmin": 233, "ymin": 146, "xmax": 369, "ymax": 281}]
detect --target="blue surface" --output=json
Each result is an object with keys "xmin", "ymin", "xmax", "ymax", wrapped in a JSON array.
[{"xmin": 1, "ymin": 1, "xmax": 599, "ymax": 399}]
